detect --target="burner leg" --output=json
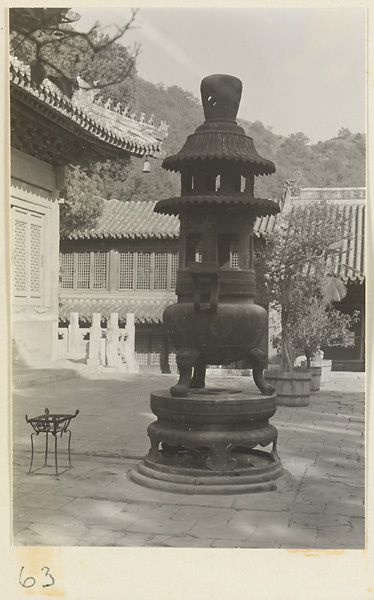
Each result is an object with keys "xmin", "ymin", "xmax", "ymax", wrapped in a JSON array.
[
  {"xmin": 190, "ymin": 358, "xmax": 206, "ymax": 389},
  {"xmin": 250, "ymin": 347, "xmax": 275, "ymax": 395},
  {"xmin": 170, "ymin": 347, "xmax": 200, "ymax": 397}
]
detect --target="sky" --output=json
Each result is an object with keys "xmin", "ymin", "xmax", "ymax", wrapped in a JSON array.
[{"xmin": 74, "ymin": 7, "xmax": 366, "ymax": 143}]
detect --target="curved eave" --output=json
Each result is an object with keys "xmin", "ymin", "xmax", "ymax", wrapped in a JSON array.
[
  {"xmin": 154, "ymin": 195, "xmax": 280, "ymax": 217},
  {"xmin": 10, "ymin": 75, "xmax": 161, "ymax": 159}
]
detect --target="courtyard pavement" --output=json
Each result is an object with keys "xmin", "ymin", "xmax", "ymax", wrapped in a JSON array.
[{"xmin": 12, "ymin": 363, "xmax": 365, "ymax": 549}]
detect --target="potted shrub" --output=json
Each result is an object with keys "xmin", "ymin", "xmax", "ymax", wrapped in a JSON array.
[
  {"xmin": 256, "ymin": 199, "xmax": 352, "ymax": 406},
  {"xmin": 288, "ymin": 295, "xmax": 359, "ymax": 392}
]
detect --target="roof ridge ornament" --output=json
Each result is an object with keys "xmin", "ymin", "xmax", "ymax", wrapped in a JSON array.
[{"xmin": 72, "ymin": 75, "xmax": 168, "ymax": 137}]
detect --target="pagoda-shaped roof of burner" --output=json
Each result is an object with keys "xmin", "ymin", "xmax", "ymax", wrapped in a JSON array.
[
  {"xmin": 162, "ymin": 74, "xmax": 275, "ymax": 176},
  {"xmin": 162, "ymin": 126, "xmax": 275, "ymax": 176}
]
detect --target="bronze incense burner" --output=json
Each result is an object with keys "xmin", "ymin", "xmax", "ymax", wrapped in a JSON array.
[{"xmin": 131, "ymin": 75, "xmax": 283, "ymax": 494}]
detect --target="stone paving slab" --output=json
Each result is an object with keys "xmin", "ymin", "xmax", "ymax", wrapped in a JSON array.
[{"xmin": 12, "ymin": 367, "xmax": 365, "ymax": 548}]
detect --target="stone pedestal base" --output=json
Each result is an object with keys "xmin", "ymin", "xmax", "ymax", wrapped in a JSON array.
[{"xmin": 130, "ymin": 388, "xmax": 283, "ymax": 494}]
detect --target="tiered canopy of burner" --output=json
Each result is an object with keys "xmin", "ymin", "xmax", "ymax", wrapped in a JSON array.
[
  {"xmin": 155, "ymin": 74, "xmax": 279, "ymax": 217},
  {"xmin": 155, "ymin": 74, "xmax": 280, "ymax": 304}
]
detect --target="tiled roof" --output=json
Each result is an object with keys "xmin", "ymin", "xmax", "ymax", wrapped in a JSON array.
[
  {"xmin": 66, "ymin": 199, "xmax": 179, "ymax": 240},
  {"xmin": 10, "ymin": 55, "xmax": 165, "ymax": 159},
  {"xmin": 253, "ymin": 214, "xmax": 277, "ymax": 237},
  {"xmin": 59, "ymin": 297, "xmax": 175, "ymax": 323},
  {"xmin": 254, "ymin": 188, "xmax": 366, "ymax": 283}
]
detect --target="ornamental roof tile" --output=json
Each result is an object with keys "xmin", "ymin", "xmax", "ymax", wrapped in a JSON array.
[
  {"xmin": 10, "ymin": 55, "xmax": 166, "ymax": 159},
  {"xmin": 59, "ymin": 296, "xmax": 175, "ymax": 323}
]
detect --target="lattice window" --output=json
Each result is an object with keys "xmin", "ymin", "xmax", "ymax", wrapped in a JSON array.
[
  {"xmin": 154, "ymin": 253, "xmax": 168, "ymax": 290},
  {"xmin": 119, "ymin": 252, "xmax": 134, "ymax": 290},
  {"xmin": 12, "ymin": 207, "xmax": 43, "ymax": 302},
  {"xmin": 135, "ymin": 332, "xmax": 150, "ymax": 365},
  {"xmin": 60, "ymin": 253, "xmax": 74, "ymax": 289},
  {"xmin": 76, "ymin": 253, "xmax": 90, "ymax": 289},
  {"xmin": 230, "ymin": 242, "xmax": 239, "ymax": 268},
  {"xmin": 30, "ymin": 224, "xmax": 42, "ymax": 293},
  {"xmin": 136, "ymin": 252, "xmax": 151, "ymax": 290},
  {"xmin": 60, "ymin": 252, "xmax": 108, "ymax": 290},
  {"xmin": 13, "ymin": 219, "xmax": 27, "ymax": 293},
  {"xmin": 92, "ymin": 252, "xmax": 107, "ymax": 289},
  {"xmin": 170, "ymin": 253, "xmax": 179, "ymax": 289}
]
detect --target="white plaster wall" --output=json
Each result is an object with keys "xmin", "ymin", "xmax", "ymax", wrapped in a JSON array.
[{"xmin": 11, "ymin": 149, "xmax": 62, "ymax": 363}]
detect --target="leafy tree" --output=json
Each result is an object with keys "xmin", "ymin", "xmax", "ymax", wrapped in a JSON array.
[
  {"xmin": 287, "ymin": 295, "xmax": 359, "ymax": 368},
  {"xmin": 9, "ymin": 7, "xmax": 139, "ymax": 98},
  {"xmin": 338, "ymin": 127, "xmax": 352, "ymax": 139},
  {"xmin": 59, "ymin": 167, "xmax": 104, "ymax": 237},
  {"xmin": 84, "ymin": 157, "xmax": 133, "ymax": 201},
  {"xmin": 257, "ymin": 201, "xmax": 353, "ymax": 372}
]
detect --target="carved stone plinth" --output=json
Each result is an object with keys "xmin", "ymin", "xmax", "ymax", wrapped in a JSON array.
[{"xmin": 130, "ymin": 387, "xmax": 283, "ymax": 494}]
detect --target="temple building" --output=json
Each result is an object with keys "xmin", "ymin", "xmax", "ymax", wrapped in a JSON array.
[
  {"xmin": 59, "ymin": 200, "xmax": 179, "ymax": 371},
  {"xmin": 58, "ymin": 186, "xmax": 365, "ymax": 373},
  {"xmin": 10, "ymin": 55, "xmax": 167, "ymax": 364}
]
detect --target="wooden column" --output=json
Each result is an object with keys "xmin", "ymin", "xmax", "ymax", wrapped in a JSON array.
[{"xmin": 108, "ymin": 248, "xmax": 119, "ymax": 292}]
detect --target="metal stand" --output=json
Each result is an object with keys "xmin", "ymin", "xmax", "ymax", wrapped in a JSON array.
[{"xmin": 26, "ymin": 409, "xmax": 79, "ymax": 476}]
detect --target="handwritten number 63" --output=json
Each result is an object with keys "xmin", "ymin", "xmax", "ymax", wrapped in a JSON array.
[{"xmin": 19, "ymin": 566, "xmax": 55, "ymax": 588}]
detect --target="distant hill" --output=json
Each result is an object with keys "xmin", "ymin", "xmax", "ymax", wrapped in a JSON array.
[{"xmin": 118, "ymin": 78, "xmax": 365, "ymax": 203}]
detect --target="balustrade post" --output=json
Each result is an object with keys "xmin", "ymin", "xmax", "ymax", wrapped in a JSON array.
[
  {"xmin": 105, "ymin": 312, "xmax": 126, "ymax": 370},
  {"xmin": 68, "ymin": 312, "xmax": 81, "ymax": 356},
  {"xmin": 123, "ymin": 313, "xmax": 139, "ymax": 373},
  {"xmin": 87, "ymin": 313, "xmax": 102, "ymax": 366}
]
